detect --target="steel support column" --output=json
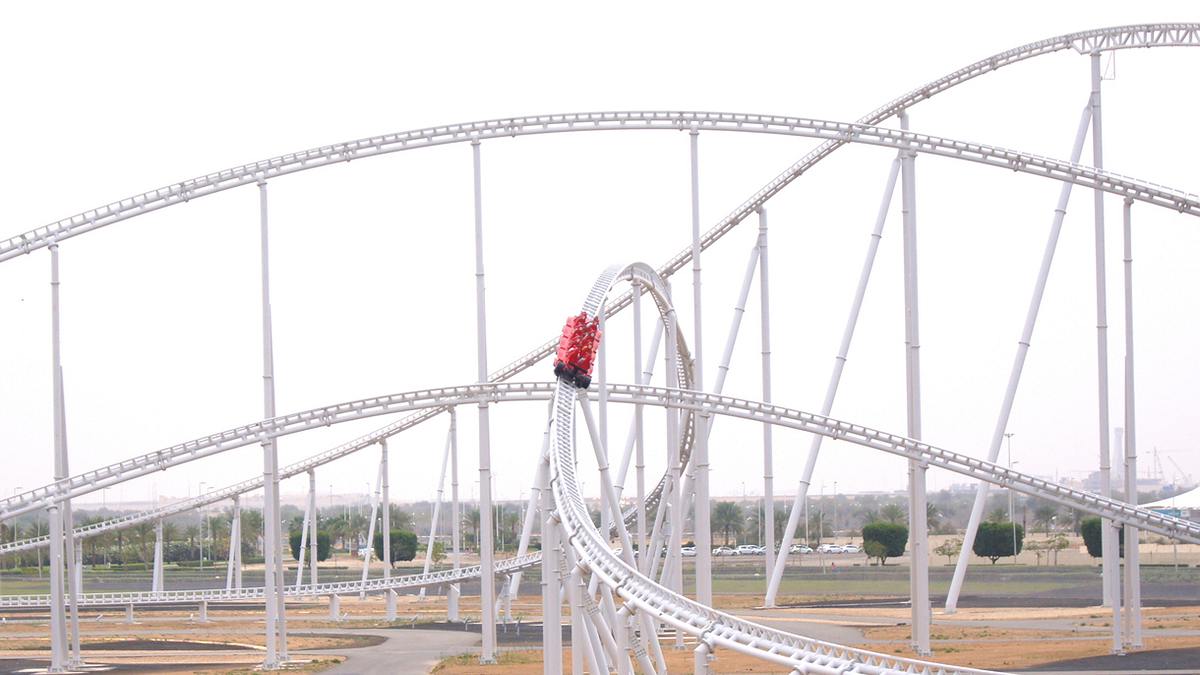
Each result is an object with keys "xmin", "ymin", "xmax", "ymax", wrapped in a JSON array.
[
  {"xmin": 381, "ymin": 439, "xmax": 390, "ymax": 582},
  {"xmin": 448, "ymin": 409, "xmax": 461, "ymax": 622},
  {"xmin": 946, "ymin": 102, "xmax": 1093, "ymax": 611},
  {"xmin": 899, "ymin": 110, "xmax": 931, "ymax": 656},
  {"xmin": 153, "ymin": 519, "xmax": 164, "ymax": 593},
  {"xmin": 471, "ymin": 138, "xmax": 497, "ymax": 663},
  {"xmin": 1121, "ymin": 197, "xmax": 1143, "ymax": 648},
  {"xmin": 360, "ymin": 458, "xmax": 383, "ymax": 599},
  {"xmin": 47, "ymin": 242, "xmax": 67, "ymax": 672},
  {"xmin": 295, "ymin": 490, "xmax": 311, "ymax": 587},
  {"xmin": 257, "ymin": 179, "xmax": 287, "ymax": 667},
  {"xmin": 1089, "ymin": 53, "xmax": 1122, "ymax": 653},
  {"xmin": 540, "ymin": 466, "xmax": 562, "ymax": 675},
  {"xmin": 227, "ymin": 496, "xmax": 242, "ymax": 591},
  {"xmin": 766, "ymin": 156, "xmax": 901, "ymax": 607},
  {"xmin": 421, "ymin": 429, "xmax": 452, "ymax": 598},
  {"xmin": 758, "ymin": 207, "xmax": 775, "ymax": 585},
  {"xmin": 308, "ymin": 470, "xmax": 318, "ymax": 588},
  {"xmin": 690, "ymin": 125, "xmax": 713, "ymax": 607}
]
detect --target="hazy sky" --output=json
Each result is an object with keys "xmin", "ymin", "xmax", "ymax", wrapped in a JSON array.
[{"xmin": 1, "ymin": 2, "xmax": 1198, "ymax": 510}]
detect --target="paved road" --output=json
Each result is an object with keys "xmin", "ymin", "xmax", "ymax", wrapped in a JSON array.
[{"xmin": 316, "ymin": 628, "xmax": 479, "ymax": 675}]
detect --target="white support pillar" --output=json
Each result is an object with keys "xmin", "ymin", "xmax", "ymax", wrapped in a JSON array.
[
  {"xmin": 386, "ymin": 590, "xmax": 397, "ymax": 621},
  {"xmin": 471, "ymin": 138, "xmax": 497, "ymax": 663},
  {"xmin": 598, "ymin": 303, "xmax": 610, "ymax": 547},
  {"xmin": 1089, "ymin": 54, "xmax": 1122, "ymax": 654},
  {"xmin": 899, "ymin": 110, "xmax": 932, "ymax": 656},
  {"xmin": 694, "ymin": 641, "xmax": 711, "ymax": 674},
  {"xmin": 664, "ymin": 295, "xmax": 684, "ymax": 602},
  {"xmin": 1121, "ymin": 197, "xmax": 1143, "ymax": 648},
  {"xmin": 59, "ymin": 382, "xmax": 81, "ymax": 670},
  {"xmin": 633, "ymin": 286, "xmax": 647, "ymax": 557},
  {"xmin": 421, "ymin": 430, "xmax": 453, "ymax": 599},
  {"xmin": 506, "ymin": 406, "xmax": 555, "ymax": 612},
  {"xmin": 153, "ymin": 519, "xmax": 164, "ymax": 594},
  {"xmin": 227, "ymin": 498, "xmax": 239, "ymax": 591},
  {"xmin": 257, "ymin": 178, "xmax": 287, "ymax": 667},
  {"xmin": 757, "ymin": 207, "xmax": 775, "ymax": 585},
  {"xmin": 199, "ymin": 600, "xmax": 209, "ymax": 623},
  {"xmin": 308, "ymin": 471, "xmax": 318, "ymax": 588},
  {"xmin": 540, "ymin": 463, "xmax": 562, "ymax": 675},
  {"xmin": 945, "ymin": 102, "xmax": 1093, "ymax": 611},
  {"xmin": 689, "ymin": 125, "xmax": 713, "ymax": 608},
  {"xmin": 448, "ymin": 410, "xmax": 461, "ymax": 622},
  {"xmin": 381, "ymin": 439, "xmax": 391, "ymax": 581},
  {"xmin": 295, "ymin": 493, "xmax": 310, "ymax": 588},
  {"xmin": 328, "ymin": 594, "xmax": 340, "ymax": 622},
  {"xmin": 125, "ymin": 604, "xmax": 134, "ymax": 625},
  {"xmin": 767, "ymin": 156, "xmax": 901, "ymax": 607},
  {"xmin": 47, "ymin": 241, "xmax": 67, "ymax": 673},
  {"xmin": 360, "ymin": 458, "xmax": 384, "ymax": 599}
]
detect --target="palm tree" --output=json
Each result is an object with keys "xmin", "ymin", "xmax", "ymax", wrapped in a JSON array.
[
  {"xmin": 464, "ymin": 508, "xmax": 481, "ymax": 550},
  {"xmin": 710, "ymin": 501, "xmax": 742, "ymax": 546},
  {"xmin": 879, "ymin": 503, "xmax": 906, "ymax": 525},
  {"xmin": 1033, "ymin": 504, "xmax": 1058, "ymax": 533},
  {"xmin": 925, "ymin": 503, "xmax": 942, "ymax": 532}
]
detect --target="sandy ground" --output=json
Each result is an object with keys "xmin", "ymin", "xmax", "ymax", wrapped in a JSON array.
[{"xmin": 1, "ymin": 593, "xmax": 1197, "ymax": 673}]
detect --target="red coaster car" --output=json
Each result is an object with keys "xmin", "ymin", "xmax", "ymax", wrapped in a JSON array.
[{"xmin": 553, "ymin": 312, "xmax": 602, "ymax": 388}]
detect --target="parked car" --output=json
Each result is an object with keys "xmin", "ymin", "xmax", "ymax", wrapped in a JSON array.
[
  {"xmin": 841, "ymin": 544, "xmax": 861, "ymax": 554},
  {"xmin": 681, "ymin": 546, "xmax": 696, "ymax": 557},
  {"xmin": 789, "ymin": 544, "xmax": 813, "ymax": 554},
  {"xmin": 735, "ymin": 544, "xmax": 761, "ymax": 556},
  {"xmin": 817, "ymin": 543, "xmax": 839, "ymax": 554},
  {"xmin": 712, "ymin": 546, "xmax": 735, "ymax": 556}
]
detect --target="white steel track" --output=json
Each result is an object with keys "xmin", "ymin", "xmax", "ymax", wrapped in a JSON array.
[
  {"xmin": 550, "ymin": 264, "xmax": 1002, "ymax": 675},
  {"xmin": 0, "ymin": 553, "xmax": 541, "ymax": 609},
  {"xmin": 7, "ymin": 383, "xmax": 1196, "ymax": 545},
  {"xmin": 5, "ymin": 23, "xmax": 1199, "ymax": 673},
  {"xmin": 1, "ymin": 24, "xmax": 1195, "ymax": 266}
]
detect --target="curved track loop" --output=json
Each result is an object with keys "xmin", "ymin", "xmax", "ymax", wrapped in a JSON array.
[{"xmin": 550, "ymin": 265, "xmax": 1000, "ymax": 675}]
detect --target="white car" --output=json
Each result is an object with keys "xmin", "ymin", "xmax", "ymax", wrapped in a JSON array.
[
  {"xmin": 817, "ymin": 543, "xmax": 839, "ymax": 554},
  {"xmin": 681, "ymin": 546, "xmax": 696, "ymax": 557},
  {"xmin": 841, "ymin": 544, "xmax": 861, "ymax": 554},
  {"xmin": 735, "ymin": 544, "xmax": 761, "ymax": 556},
  {"xmin": 712, "ymin": 546, "xmax": 735, "ymax": 556},
  {"xmin": 789, "ymin": 544, "xmax": 813, "ymax": 554}
]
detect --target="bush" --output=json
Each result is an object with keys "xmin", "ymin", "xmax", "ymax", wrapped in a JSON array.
[
  {"xmin": 374, "ymin": 530, "xmax": 418, "ymax": 565},
  {"xmin": 288, "ymin": 530, "xmax": 332, "ymax": 562},
  {"xmin": 861, "ymin": 522, "xmax": 907, "ymax": 565},
  {"xmin": 973, "ymin": 521, "xmax": 1024, "ymax": 564},
  {"xmin": 863, "ymin": 540, "xmax": 888, "ymax": 565},
  {"xmin": 1080, "ymin": 517, "xmax": 1124, "ymax": 558}
]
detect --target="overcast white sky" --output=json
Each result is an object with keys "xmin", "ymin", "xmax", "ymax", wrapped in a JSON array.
[{"xmin": 1, "ymin": 2, "xmax": 1198, "ymax": 510}]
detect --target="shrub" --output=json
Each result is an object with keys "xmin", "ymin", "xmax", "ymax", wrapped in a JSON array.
[
  {"xmin": 1080, "ymin": 517, "xmax": 1124, "ymax": 558},
  {"xmin": 861, "ymin": 522, "xmax": 907, "ymax": 565},
  {"xmin": 288, "ymin": 530, "xmax": 332, "ymax": 562},
  {"xmin": 374, "ymin": 530, "xmax": 418, "ymax": 565},
  {"xmin": 973, "ymin": 521, "xmax": 1024, "ymax": 564}
]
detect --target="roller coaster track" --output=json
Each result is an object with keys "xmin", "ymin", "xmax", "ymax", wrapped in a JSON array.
[
  {"xmin": 6, "ymin": 22, "xmax": 1199, "ymax": 551},
  {"xmin": 1, "ymin": 24, "xmax": 1196, "ymax": 266},
  {"xmin": 6, "ymin": 377, "xmax": 1197, "ymax": 558},
  {"xmin": 0, "ymin": 553, "xmax": 542, "ymax": 609},
  {"xmin": 6, "ymin": 24, "xmax": 1200, "ymax": 673}
]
